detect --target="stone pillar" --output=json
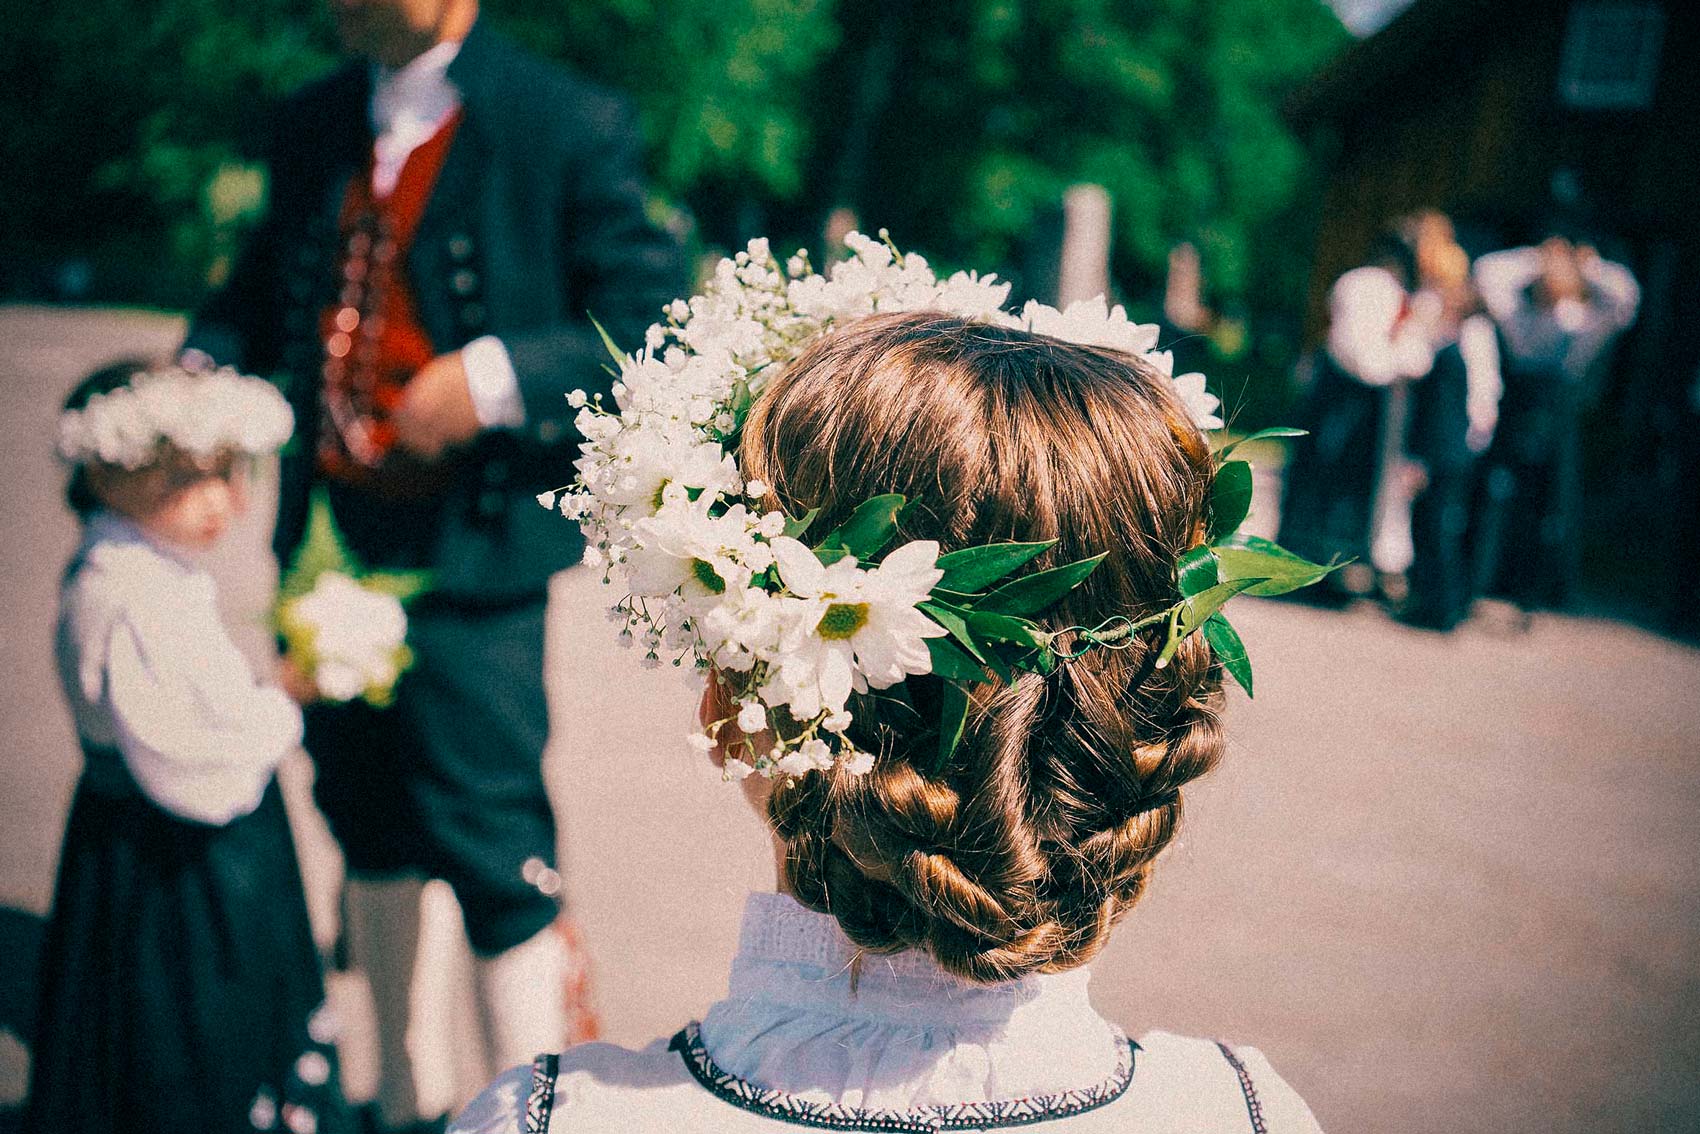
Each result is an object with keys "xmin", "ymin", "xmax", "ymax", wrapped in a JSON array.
[{"xmin": 1056, "ymin": 184, "xmax": 1113, "ymax": 307}]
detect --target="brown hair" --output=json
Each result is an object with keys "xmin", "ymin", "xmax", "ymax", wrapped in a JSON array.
[
  {"xmin": 62, "ymin": 358, "xmax": 241, "ymax": 521},
  {"xmin": 738, "ymin": 311, "xmax": 1224, "ymax": 983}
]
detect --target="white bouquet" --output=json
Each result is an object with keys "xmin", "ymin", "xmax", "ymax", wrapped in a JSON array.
[
  {"xmin": 278, "ymin": 571, "xmax": 413, "ymax": 706},
  {"xmin": 275, "ymin": 488, "xmax": 427, "ymax": 707}
]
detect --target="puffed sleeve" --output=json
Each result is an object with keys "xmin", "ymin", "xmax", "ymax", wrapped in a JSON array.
[
  {"xmin": 105, "ymin": 601, "xmax": 302, "ymax": 826},
  {"xmin": 1473, "ymin": 246, "xmax": 1543, "ymax": 325},
  {"xmin": 1579, "ymin": 254, "xmax": 1640, "ymax": 335},
  {"xmin": 1459, "ymin": 313, "xmax": 1503, "ymax": 450},
  {"xmin": 447, "ymin": 1063, "xmax": 532, "ymax": 1134},
  {"xmin": 1326, "ymin": 267, "xmax": 1434, "ymax": 387}
]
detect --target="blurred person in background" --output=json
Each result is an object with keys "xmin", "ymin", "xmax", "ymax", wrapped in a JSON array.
[
  {"xmin": 1278, "ymin": 214, "xmax": 1442, "ymax": 602},
  {"xmin": 448, "ymin": 312, "xmax": 1325, "ymax": 1134},
  {"xmin": 1397, "ymin": 237, "xmax": 1501, "ymax": 631},
  {"xmin": 1470, "ymin": 232, "xmax": 1639, "ymax": 614},
  {"xmin": 30, "ymin": 363, "xmax": 349, "ymax": 1134},
  {"xmin": 182, "ymin": 0, "xmax": 685, "ymax": 1130}
]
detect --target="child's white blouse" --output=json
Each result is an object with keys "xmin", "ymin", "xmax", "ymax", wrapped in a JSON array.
[
  {"xmin": 56, "ymin": 511, "xmax": 302, "ymax": 825},
  {"xmin": 451, "ymin": 892, "xmax": 1324, "ymax": 1132}
]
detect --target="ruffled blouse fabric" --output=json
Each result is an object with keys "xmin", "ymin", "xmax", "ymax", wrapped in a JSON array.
[
  {"xmin": 57, "ymin": 511, "xmax": 302, "ymax": 824},
  {"xmin": 696, "ymin": 892, "xmax": 1127, "ymax": 1112},
  {"xmin": 450, "ymin": 892, "xmax": 1324, "ymax": 1132}
]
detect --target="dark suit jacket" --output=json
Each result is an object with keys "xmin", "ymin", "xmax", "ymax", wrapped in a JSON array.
[
  {"xmin": 1406, "ymin": 342, "xmax": 1472, "ymax": 473},
  {"xmin": 187, "ymin": 20, "xmax": 684, "ymax": 601}
]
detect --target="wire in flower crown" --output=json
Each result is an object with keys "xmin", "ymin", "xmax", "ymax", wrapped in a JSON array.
[{"xmin": 544, "ymin": 232, "xmax": 1337, "ymax": 780}]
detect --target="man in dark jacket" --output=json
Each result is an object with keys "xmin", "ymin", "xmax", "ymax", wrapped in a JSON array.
[{"xmin": 185, "ymin": 1, "xmax": 684, "ymax": 1128}]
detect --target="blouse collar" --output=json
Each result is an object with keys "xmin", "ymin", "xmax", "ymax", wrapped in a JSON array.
[
  {"xmin": 696, "ymin": 892, "xmax": 1130, "ymax": 1118},
  {"xmin": 79, "ymin": 510, "xmax": 199, "ymax": 573}
]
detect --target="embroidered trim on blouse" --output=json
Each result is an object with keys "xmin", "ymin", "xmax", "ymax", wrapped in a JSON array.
[
  {"xmin": 1215, "ymin": 1042, "xmax": 1266, "ymax": 1134},
  {"xmin": 525, "ymin": 1052, "xmax": 560, "ymax": 1134},
  {"xmin": 669, "ymin": 1021, "xmax": 1138, "ymax": 1132}
]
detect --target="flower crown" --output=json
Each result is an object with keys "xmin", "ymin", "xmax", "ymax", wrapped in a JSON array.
[
  {"xmin": 548, "ymin": 232, "xmax": 1335, "ymax": 780},
  {"xmin": 57, "ymin": 364, "xmax": 294, "ymax": 470}
]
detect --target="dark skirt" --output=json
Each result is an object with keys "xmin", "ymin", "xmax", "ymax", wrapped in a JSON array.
[
  {"xmin": 25, "ymin": 774, "xmax": 350, "ymax": 1134},
  {"xmin": 1278, "ymin": 353, "xmax": 1389, "ymax": 571}
]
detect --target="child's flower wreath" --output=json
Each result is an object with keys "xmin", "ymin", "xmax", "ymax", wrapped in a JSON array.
[
  {"xmin": 547, "ymin": 232, "xmax": 1336, "ymax": 780},
  {"xmin": 57, "ymin": 364, "xmax": 294, "ymax": 469}
]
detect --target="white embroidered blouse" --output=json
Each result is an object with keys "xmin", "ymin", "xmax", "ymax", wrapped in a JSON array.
[
  {"xmin": 1325, "ymin": 265, "xmax": 1437, "ymax": 388},
  {"xmin": 450, "ymin": 892, "xmax": 1324, "ymax": 1132},
  {"xmin": 56, "ymin": 511, "xmax": 302, "ymax": 825}
]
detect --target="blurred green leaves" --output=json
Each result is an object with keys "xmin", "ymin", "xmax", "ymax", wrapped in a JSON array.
[{"xmin": 3, "ymin": 0, "xmax": 1346, "ymax": 324}]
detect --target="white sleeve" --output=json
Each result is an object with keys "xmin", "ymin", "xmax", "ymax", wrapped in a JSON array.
[
  {"xmin": 105, "ymin": 609, "xmax": 302, "ymax": 825},
  {"xmin": 447, "ymin": 1063, "xmax": 532, "ymax": 1134},
  {"xmin": 1473, "ymin": 247, "xmax": 1543, "ymax": 325},
  {"xmin": 1459, "ymin": 314, "xmax": 1502, "ymax": 448},
  {"xmin": 1325, "ymin": 268, "xmax": 1433, "ymax": 387},
  {"xmin": 1580, "ymin": 255, "xmax": 1640, "ymax": 335},
  {"xmin": 1234, "ymin": 1045, "xmax": 1326, "ymax": 1133},
  {"xmin": 462, "ymin": 335, "xmax": 526, "ymax": 429}
]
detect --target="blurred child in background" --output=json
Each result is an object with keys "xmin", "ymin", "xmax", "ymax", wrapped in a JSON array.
[{"xmin": 27, "ymin": 362, "xmax": 349, "ymax": 1134}]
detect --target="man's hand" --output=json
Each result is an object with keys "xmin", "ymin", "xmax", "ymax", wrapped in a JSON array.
[{"xmin": 394, "ymin": 351, "xmax": 481, "ymax": 459}]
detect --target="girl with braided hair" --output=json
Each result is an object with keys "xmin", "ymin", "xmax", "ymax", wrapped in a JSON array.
[{"xmin": 452, "ymin": 312, "xmax": 1323, "ymax": 1132}]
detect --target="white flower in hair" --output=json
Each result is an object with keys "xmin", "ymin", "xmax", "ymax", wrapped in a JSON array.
[
  {"xmin": 623, "ymin": 493, "xmax": 759, "ymax": 605},
  {"xmin": 765, "ymin": 538, "xmax": 945, "ymax": 718},
  {"xmin": 696, "ymin": 586, "xmax": 788, "ymax": 673},
  {"xmin": 548, "ymin": 230, "xmax": 1284, "ymax": 781},
  {"xmin": 1017, "ymin": 296, "xmax": 1162, "ymax": 357},
  {"xmin": 57, "ymin": 365, "xmax": 293, "ymax": 469},
  {"xmin": 1173, "ymin": 371, "xmax": 1225, "ymax": 431},
  {"xmin": 736, "ymin": 701, "xmax": 769, "ymax": 733},
  {"xmin": 840, "ymin": 750, "xmax": 875, "ymax": 775}
]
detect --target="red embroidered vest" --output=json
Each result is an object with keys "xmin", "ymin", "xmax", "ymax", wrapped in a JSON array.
[{"xmin": 317, "ymin": 109, "xmax": 465, "ymax": 498}]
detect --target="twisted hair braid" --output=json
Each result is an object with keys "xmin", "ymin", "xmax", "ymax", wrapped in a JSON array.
[{"xmin": 740, "ymin": 312, "xmax": 1225, "ymax": 983}]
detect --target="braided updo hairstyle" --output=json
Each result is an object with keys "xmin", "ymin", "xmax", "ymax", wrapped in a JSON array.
[{"xmin": 737, "ymin": 311, "xmax": 1224, "ymax": 984}]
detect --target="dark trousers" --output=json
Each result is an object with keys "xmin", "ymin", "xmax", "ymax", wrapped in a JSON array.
[
  {"xmin": 1404, "ymin": 464, "xmax": 1475, "ymax": 630},
  {"xmin": 1472, "ymin": 446, "xmax": 1582, "ymax": 611},
  {"xmin": 304, "ymin": 595, "xmax": 558, "ymax": 956}
]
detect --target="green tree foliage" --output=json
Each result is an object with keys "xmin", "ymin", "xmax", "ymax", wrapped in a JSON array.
[
  {"xmin": 2, "ymin": 0, "xmax": 1346, "ymax": 356},
  {"xmin": 803, "ymin": 0, "xmax": 1347, "ymax": 311},
  {"xmin": 489, "ymin": 0, "xmax": 838, "ymax": 203},
  {"xmin": 0, "ymin": 0, "xmax": 338, "ymax": 302}
]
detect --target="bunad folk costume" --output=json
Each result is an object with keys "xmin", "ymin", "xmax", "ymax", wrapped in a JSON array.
[
  {"xmin": 1470, "ymin": 245, "xmax": 1639, "ymax": 609},
  {"xmin": 184, "ymin": 17, "xmax": 684, "ymax": 1127},
  {"xmin": 1401, "ymin": 314, "xmax": 1500, "ymax": 630},
  {"xmin": 1278, "ymin": 265, "xmax": 1436, "ymax": 586},
  {"xmin": 442, "ymin": 239, "xmax": 1331, "ymax": 1134},
  {"xmin": 448, "ymin": 894, "xmax": 1323, "ymax": 1134},
  {"xmin": 29, "ymin": 512, "xmax": 348, "ymax": 1134}
]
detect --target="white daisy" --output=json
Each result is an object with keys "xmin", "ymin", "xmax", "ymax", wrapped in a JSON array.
[{"xmin": 765, "ymin": 537, "xmax": 945, "ymax": 718}]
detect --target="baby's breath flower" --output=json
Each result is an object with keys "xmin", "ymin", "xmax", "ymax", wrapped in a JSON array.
[
  {"xmin": 736, "ymin": 701, "xmax": 768, "ymax": 733},
  {"xmin": 560, "ymin": 229, "xmax": 1217, "ymax": 784},
  {"xmin": 775, "ymin": 750, "xmax": 817, "ymax": 777},
  {"xmin": 840, "ymin": 750, "xmax": 875, "ymax": 775}
]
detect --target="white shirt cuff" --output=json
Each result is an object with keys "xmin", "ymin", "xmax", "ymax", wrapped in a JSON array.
[{"xmin": 462, "ymin": 335, "xmax": 526, "ymax": 429}]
